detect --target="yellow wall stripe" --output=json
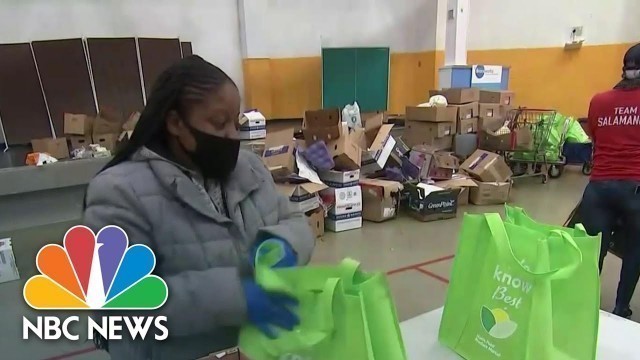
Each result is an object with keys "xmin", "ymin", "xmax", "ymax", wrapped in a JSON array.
[{"xmin": 243, "ymin": 44, "xmax": 632, "ymax": 119}]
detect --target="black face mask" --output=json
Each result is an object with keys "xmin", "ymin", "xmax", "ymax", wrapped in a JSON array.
[{"xmin": 182, "ymin": 122, "xmax": 240, "ymax": 181}]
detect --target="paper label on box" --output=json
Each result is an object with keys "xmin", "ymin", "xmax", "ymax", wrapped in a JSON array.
[
  {"xmin": 383, "ymin": 207, "xmax": 396, "ymax": 218},
  {"xmin": 264, "ymin": 145, "xmax": 289, "ymax": 157}
]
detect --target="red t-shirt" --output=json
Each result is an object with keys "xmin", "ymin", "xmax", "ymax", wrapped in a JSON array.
[{"xmin": 588, "ymin": 88, "xmax": 640, "ymax": 181}]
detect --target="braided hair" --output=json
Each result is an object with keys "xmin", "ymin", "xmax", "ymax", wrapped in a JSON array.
[{"xmin": 99, "ymin": 55, "xmax": 235, "ymax": 174}]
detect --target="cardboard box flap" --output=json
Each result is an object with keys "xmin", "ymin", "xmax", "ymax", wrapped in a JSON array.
[
  {"xmin": 303, "ymin": 108, "xmax": 341, "ymax": 143},
  {"xmin": 435, "ymin": 177, "xmax": 478, "ymax": 189},
  {"xmin": 300, "ymin": 182, "xmax": 328, "ymax": 194},
  {"xmin": 433, "ymin": 153, "xmax": 459, "ymax": 170},
  {"xmin": 362, "ymin": 112, "xmax": 384, "ymax": 132},
  {"xmin": 367, "ymin": 124, "xmax": 393, "ymax": 152},
  {"xmin": 275, "ymin": 182, "xmax": 327, "ymax": 197},
  {"xmin": 415, "ymin": 183, "xmax": 445, "ymax": 199},
  {"xmin": 360, "ymin": 178, "xmax": 403, "ymax": 197},
  {"xmin": 240, "ymin": 110, "xmax": 266, "ymax": 125},
  {"xmin": 262, "ymin": 127, "xmax": 295, "ymax": 172}
]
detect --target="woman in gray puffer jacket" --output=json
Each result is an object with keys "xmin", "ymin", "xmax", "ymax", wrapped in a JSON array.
[{"xmin": 83, "ymin": 55, "xmax": 314, "ymax": 359}]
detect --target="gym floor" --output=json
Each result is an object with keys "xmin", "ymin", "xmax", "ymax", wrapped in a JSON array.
[{"xmin": 0, "ymin": 168, "xmax": 636, "ymax": 360}]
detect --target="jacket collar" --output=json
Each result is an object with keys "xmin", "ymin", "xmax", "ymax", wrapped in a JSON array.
[{"xmin": 133, "ymin": 147, "xmax": 262, "ymax": 222}]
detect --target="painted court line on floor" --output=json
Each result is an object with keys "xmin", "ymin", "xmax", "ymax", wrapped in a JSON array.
[
  {"xmin": 386, "ymin": 254, "xmax": 455, "ymax": 276},
  {"xmin": 42, "ymin": 345, "xmax": 96, "ymax": 360},
  {"xmin": 414, "ymin": 267, "xmax": 450, "ymax": 284}
]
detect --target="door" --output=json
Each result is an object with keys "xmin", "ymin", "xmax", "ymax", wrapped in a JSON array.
[
  {"xmin": 355, "ymin": 47, "xmax": 389, "ymax": 112},
  {"xmin": 322, "ymin": 48, "xmax": 357, "ymax": 109}
]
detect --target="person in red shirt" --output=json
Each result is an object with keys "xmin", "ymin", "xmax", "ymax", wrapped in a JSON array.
[{"xmin": 583, "ymin": 43, "xmax": 640, "ymax": 318}]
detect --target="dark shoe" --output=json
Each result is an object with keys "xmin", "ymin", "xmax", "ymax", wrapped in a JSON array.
[{"xmin": 613, "ymin": 307, "xmax": 633, "ymax": 319}]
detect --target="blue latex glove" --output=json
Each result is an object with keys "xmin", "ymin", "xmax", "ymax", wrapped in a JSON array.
[
  {"xmin": 242, "ymin": 279, "xmax": 299, "ymax": 338},
  {"xmin": 250, "ymin": 238, "xmax": 297, "ymax": 268}
]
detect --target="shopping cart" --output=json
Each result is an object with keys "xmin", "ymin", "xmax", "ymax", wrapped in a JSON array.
[{"xmin": 502, "ymin": 108, "xmax": 565, "ymax": 183}]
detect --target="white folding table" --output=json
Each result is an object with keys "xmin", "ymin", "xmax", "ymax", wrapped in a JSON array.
[{"xmin": 400, "ymin": 307, "xmax": 640, "ymax": 359}]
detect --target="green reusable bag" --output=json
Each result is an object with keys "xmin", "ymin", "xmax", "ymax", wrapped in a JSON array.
[
  {"xmin": 439, "ymin": 212, "xmax": 600, "ymax": 360},
  {"xmin": 238, "ymin": 241, "xmax": 406, "ymax": 360}
]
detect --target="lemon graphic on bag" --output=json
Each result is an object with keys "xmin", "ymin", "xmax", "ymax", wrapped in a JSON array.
[{"xmin": 481, "ymin": 306, "xmax": 518, "ymax": 339}]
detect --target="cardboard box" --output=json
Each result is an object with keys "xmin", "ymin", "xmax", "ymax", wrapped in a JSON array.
[
  {"xmin": 409, "ymin": 145, "xmax": 459, "ymax": 180},
  {"xmin": 403, "ymin": 121, "xmax": 454, "ymax": 149},
  {"xmin": 303, "ymin": 108, "xmax": 341, "ymax": 144},
  {"xmin": 360, "ymin": 179, "xmax": 403, "ymax": 222},
  {"xmin": 319, "ymin": 169, "xmax": 360, "ymax": 188},
  {"xmin": 0, "ymin": 238, "xmax": 20, "ymax": 283},
  {"xmin": 262, "ymin": 127, "xmax": 295, "ymax": 176},
  {"xmin": 406, "ymin": 106, "xmax": 458, "ymax": 123},
  {"xmin": 402, "ymin": 183, "xmax": 460, "ymax": 222},
  {"xmin": 360, "ymin": 124, "xmax": 395, "ymax": 175},
  {"xmin": 321, "ymin": 185, "xmax": 362, "ymax": 216},
  {"xmin": 470, "ymin": 180, "xmax": 511, "ymax": 205},
  {"xmin": 326, "ymin": 125, "xmax": 361, "ymax": 171},
  {"xmin": 122, "ymin": 112, "xmax": 140, "ymax": 131},
  {"xmin": 479, "ymin": 104, "xmax": 502, "ymax": 119},
  {"xmin": 457, "ymin": 118, "xmax": 478, "ymax": 134},
  {"xmin": 31, "ymin": 137, "xmax": 70, "ymax": 159},
  {"xmin": 325, "ymin": 212, "xmax": 363, "ymax": 232},
  {"xmin": 480, "ymin": 90, "xmax": 515, "ymax": 106},
  {"xmin": 92, "ymin": 133, "xmax": 119, "ymax": 152},
  {"xmin": 68, "ymin": 135, "xmax": 92, "ymax": 150},
  {"xmin": 306, "ymin": 207, "xmax": 325, "ymax": 238},
  {"xmin": 450, "ymin": 102, "xmax": 479, "ymax": 120},
  {"xmin": 460, "ymin": 150, "xmax": 513, "ymax": 182},
  {"xmin": 430, "ymin": 88, "xmax": 480, "ymax": 104},
  {"xmin": 276, "ymin": 182, "xmax": 328, "ymax": 213},
  {"xmin": 361, "ymin": 112, "xmax": 385, "ymax": 131},
  {"xmin": 64, "ymin": 113, "xmax": 93, "ymax": 135},
  {"xmin": 478, "ymin": 117, "xmax": 506, "ymax": 132},
  {"xmin": 478, "ymin": 130, "xmax": 512, "ymax": 152},
  {"xmin": 388, "ymin": 135, "xmax": 411, "ymax": 167},
  {"xmin": 404, "ymin": 120, "xmax": 455, "ymax": 142},
  {"xmin": 435, "ymin": 177, "xmax": 478, "ymax": 206},
  {"xmin": 93, "ymin": 115, "xmax": 122, "ymax": 136},
  {"xmin": 239, "ymin": 111, "xmax": 266, "ymax": 140}
]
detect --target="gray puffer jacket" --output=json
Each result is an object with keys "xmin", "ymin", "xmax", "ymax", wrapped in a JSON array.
[{"xmin": 83, "ymin": 147, "xmax": 315, "ymax": 360}]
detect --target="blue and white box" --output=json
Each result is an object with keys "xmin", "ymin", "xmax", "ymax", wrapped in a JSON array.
[
  {"xmin": 318, "ymin": 169, "xmax": 360, "ymax": 188},
  {"xmin": 239, "ymin": 111, "xmax": 266, "ymax": 140},
  {"xmin": 321, "ymin": 185, "xmax": 363, "ymax": 232}
]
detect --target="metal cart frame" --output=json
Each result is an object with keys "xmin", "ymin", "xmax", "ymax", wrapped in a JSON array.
[{"xmin": 502, "ymin": 108, "xmax": 566, "ymax": 184}]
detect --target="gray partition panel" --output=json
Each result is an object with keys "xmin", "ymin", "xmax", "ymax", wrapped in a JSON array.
[
  {"xmin": 32, "ymin": 38, "xmax": 97, "ymax": 135},
  {"xmin": 138, "ymin": 38, "xmax": 182, "ymax": 98},
  {"xmin": 86, "ymin": 38, "xmax": 144, "ymax": 120},
  {"xmin": 0, "ymin": 43, "xmax": 52, "ymax": 144}
]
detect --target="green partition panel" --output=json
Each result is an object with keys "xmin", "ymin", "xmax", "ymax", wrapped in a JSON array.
[
  {"xmin": 322, "ymin": 47, "xmax": 389, "ymax": 112},
  {"xmin": 322, "ymin": 48, "xmax": 356, "ymax": 109},
  {"xmin": 355, "ymin": 47, "xmax": 389, "ymax": 112}
]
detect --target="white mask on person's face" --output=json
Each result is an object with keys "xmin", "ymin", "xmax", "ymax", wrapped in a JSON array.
[{"xmin": 624, "ymin": 69, "xmax": 640, "ymax": 80}]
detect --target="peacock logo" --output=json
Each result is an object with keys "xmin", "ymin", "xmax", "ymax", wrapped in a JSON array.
[
  {"xmin": 23, "ymin": 225, "xmax": 168, "ymax": 310},
  {"xmin": 481, "ymin": 306, "xmax": 518, "ymax": 339}
]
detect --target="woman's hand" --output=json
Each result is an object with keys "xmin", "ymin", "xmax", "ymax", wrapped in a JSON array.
[
  {"xmin": 242, "ymin": 279, "xmax": 299, "ymax": 338},
  {"xmin": 250, "ymin": 238, "xmax": 298, "ymax": 268}
]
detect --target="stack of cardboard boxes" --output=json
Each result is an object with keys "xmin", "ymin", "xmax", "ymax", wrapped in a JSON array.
[
  {"xmin": 430, "ymin": 88, "xmax": 481, "ymax": 137},
  {"xmin": 403, "ymin": 105, "xmax": 457, "ymax": 150},
  {"xmin": 460, "ymin": 150, "xmax": 513, "ymax": 205},
  {"xmin": 477, "ymin": 90, "xmax": 516, "ymax": 151},
  {"xmin": 266, "ymin": 107, "xmax": 402, "ymax": 234}
]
